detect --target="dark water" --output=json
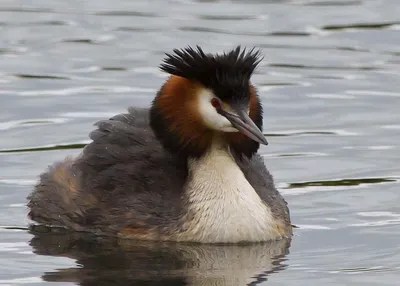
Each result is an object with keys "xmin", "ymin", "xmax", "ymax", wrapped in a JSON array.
[{"xmin": 1, "ymin": 0, "xmax": 399, "ymax": 285}]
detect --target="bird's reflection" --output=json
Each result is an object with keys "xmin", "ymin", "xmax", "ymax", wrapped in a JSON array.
[{"xmin": 29, "ymin": 226, "xmax": 291, "ymax": 286}]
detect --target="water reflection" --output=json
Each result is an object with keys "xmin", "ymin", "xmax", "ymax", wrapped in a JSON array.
[
  {"xmin": 322, "ymin": 22, "xmax": 400, "ymax": 31},
  {"xmin": 286, "ymin": 177, "xmax": 398, "ymax": 189},
  {"xmin": 29, "ymin": 227, "xmax": 290, "ymax": 286},
  {"xmin": 0, "ymin": 143, "xmax": 87, "ymax": 153}
]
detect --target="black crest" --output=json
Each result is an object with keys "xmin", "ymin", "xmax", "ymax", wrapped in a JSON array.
[
  {"xmin": 160, "ymin": 46, "xmax": 263, "ymax": 88},
  {"xmin": 152, "ymin": 46, "xmax": 265, "ymax": 160}
]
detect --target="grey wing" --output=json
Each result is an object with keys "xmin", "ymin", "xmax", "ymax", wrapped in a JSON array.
[
  {"xmin": 75, "ymin": 107, "xmax": 188, "ymax": 232},
  {"xmin": 78, "ymin": 105, "xmax": 188, "ymax": 199},
  {"xmin": 28, "ymin": 107, "xmax": 187, "ymax": 235}
]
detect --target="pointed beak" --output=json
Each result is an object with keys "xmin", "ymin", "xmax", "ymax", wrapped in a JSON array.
[{"xmin": 218, "ymin": 105, "xmax": 268, "ymax": 145}]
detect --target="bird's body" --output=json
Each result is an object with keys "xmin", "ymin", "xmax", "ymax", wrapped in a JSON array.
[{"xmin": 28, "ymin": 47, "xmax": 292, "ymax": 243}]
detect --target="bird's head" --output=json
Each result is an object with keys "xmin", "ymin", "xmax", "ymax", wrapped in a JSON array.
[{"xmin": 150, "ymin": 46, "xmax": 267, "ymax": 159}]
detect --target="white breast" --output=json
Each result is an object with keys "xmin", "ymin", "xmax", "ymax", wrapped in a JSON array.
[{"xmin": 178, "ymin": 142, "xmax": 282, "ymax": 243}]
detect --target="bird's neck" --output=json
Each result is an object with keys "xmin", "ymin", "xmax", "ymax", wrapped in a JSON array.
[
  {"xmin": 186, "ymin": 138, "xmax": 247, "ymax": 201},
  {"xmin": 187, "ymin": 138, "xmax": 237, "ymax": 189},
  {"xmin": 180, "ymin": 138, "xmax": 277, "ymax": 243}
]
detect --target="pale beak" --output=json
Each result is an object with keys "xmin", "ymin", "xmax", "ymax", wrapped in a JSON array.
[{"xmin": 217, "ymin": 105, "xmax": 268, "ymax": 145}]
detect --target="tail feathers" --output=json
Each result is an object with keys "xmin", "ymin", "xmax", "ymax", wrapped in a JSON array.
[{"xmin": 27, "ymin": 158, "xmax": 90, "ymax": 231}]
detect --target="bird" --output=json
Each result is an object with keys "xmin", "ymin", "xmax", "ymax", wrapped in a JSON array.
[{"xmin": 27, "ymin": 46, "xmax": 292, "ymax": 244}]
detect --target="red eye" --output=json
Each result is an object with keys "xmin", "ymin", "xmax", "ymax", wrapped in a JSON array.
[{"xmin": 211, "ymin": 98, "xmax": 221, "ymax": 109}]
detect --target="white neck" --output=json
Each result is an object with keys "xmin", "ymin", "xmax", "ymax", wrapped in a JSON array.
[{"xmin": 176, "ymin": 140, "xmax": 282, "ymax": 243}]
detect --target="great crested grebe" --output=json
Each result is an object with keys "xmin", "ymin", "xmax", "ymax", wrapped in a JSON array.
[{"xmin": 27, "ymin": 46, "xmax": 292, "ymax": 243}]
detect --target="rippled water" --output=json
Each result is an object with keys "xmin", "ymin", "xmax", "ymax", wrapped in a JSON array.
[{"xmin": 1, "ymin": 0, "xmax": 399, "ymax": 285}]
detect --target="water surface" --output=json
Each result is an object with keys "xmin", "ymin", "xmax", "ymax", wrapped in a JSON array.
[{"xmin": 1, "ymin": 0, "xmax": 399, "ymax": 285}]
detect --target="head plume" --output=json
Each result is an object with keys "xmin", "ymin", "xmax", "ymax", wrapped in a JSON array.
[
  {"xmin": 159, "ymin": 46, "xmax": 263, "ymax": 88},
  {"xmin": 151, "ymin": 46, "xmax": 264, "ymax": 159}
]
